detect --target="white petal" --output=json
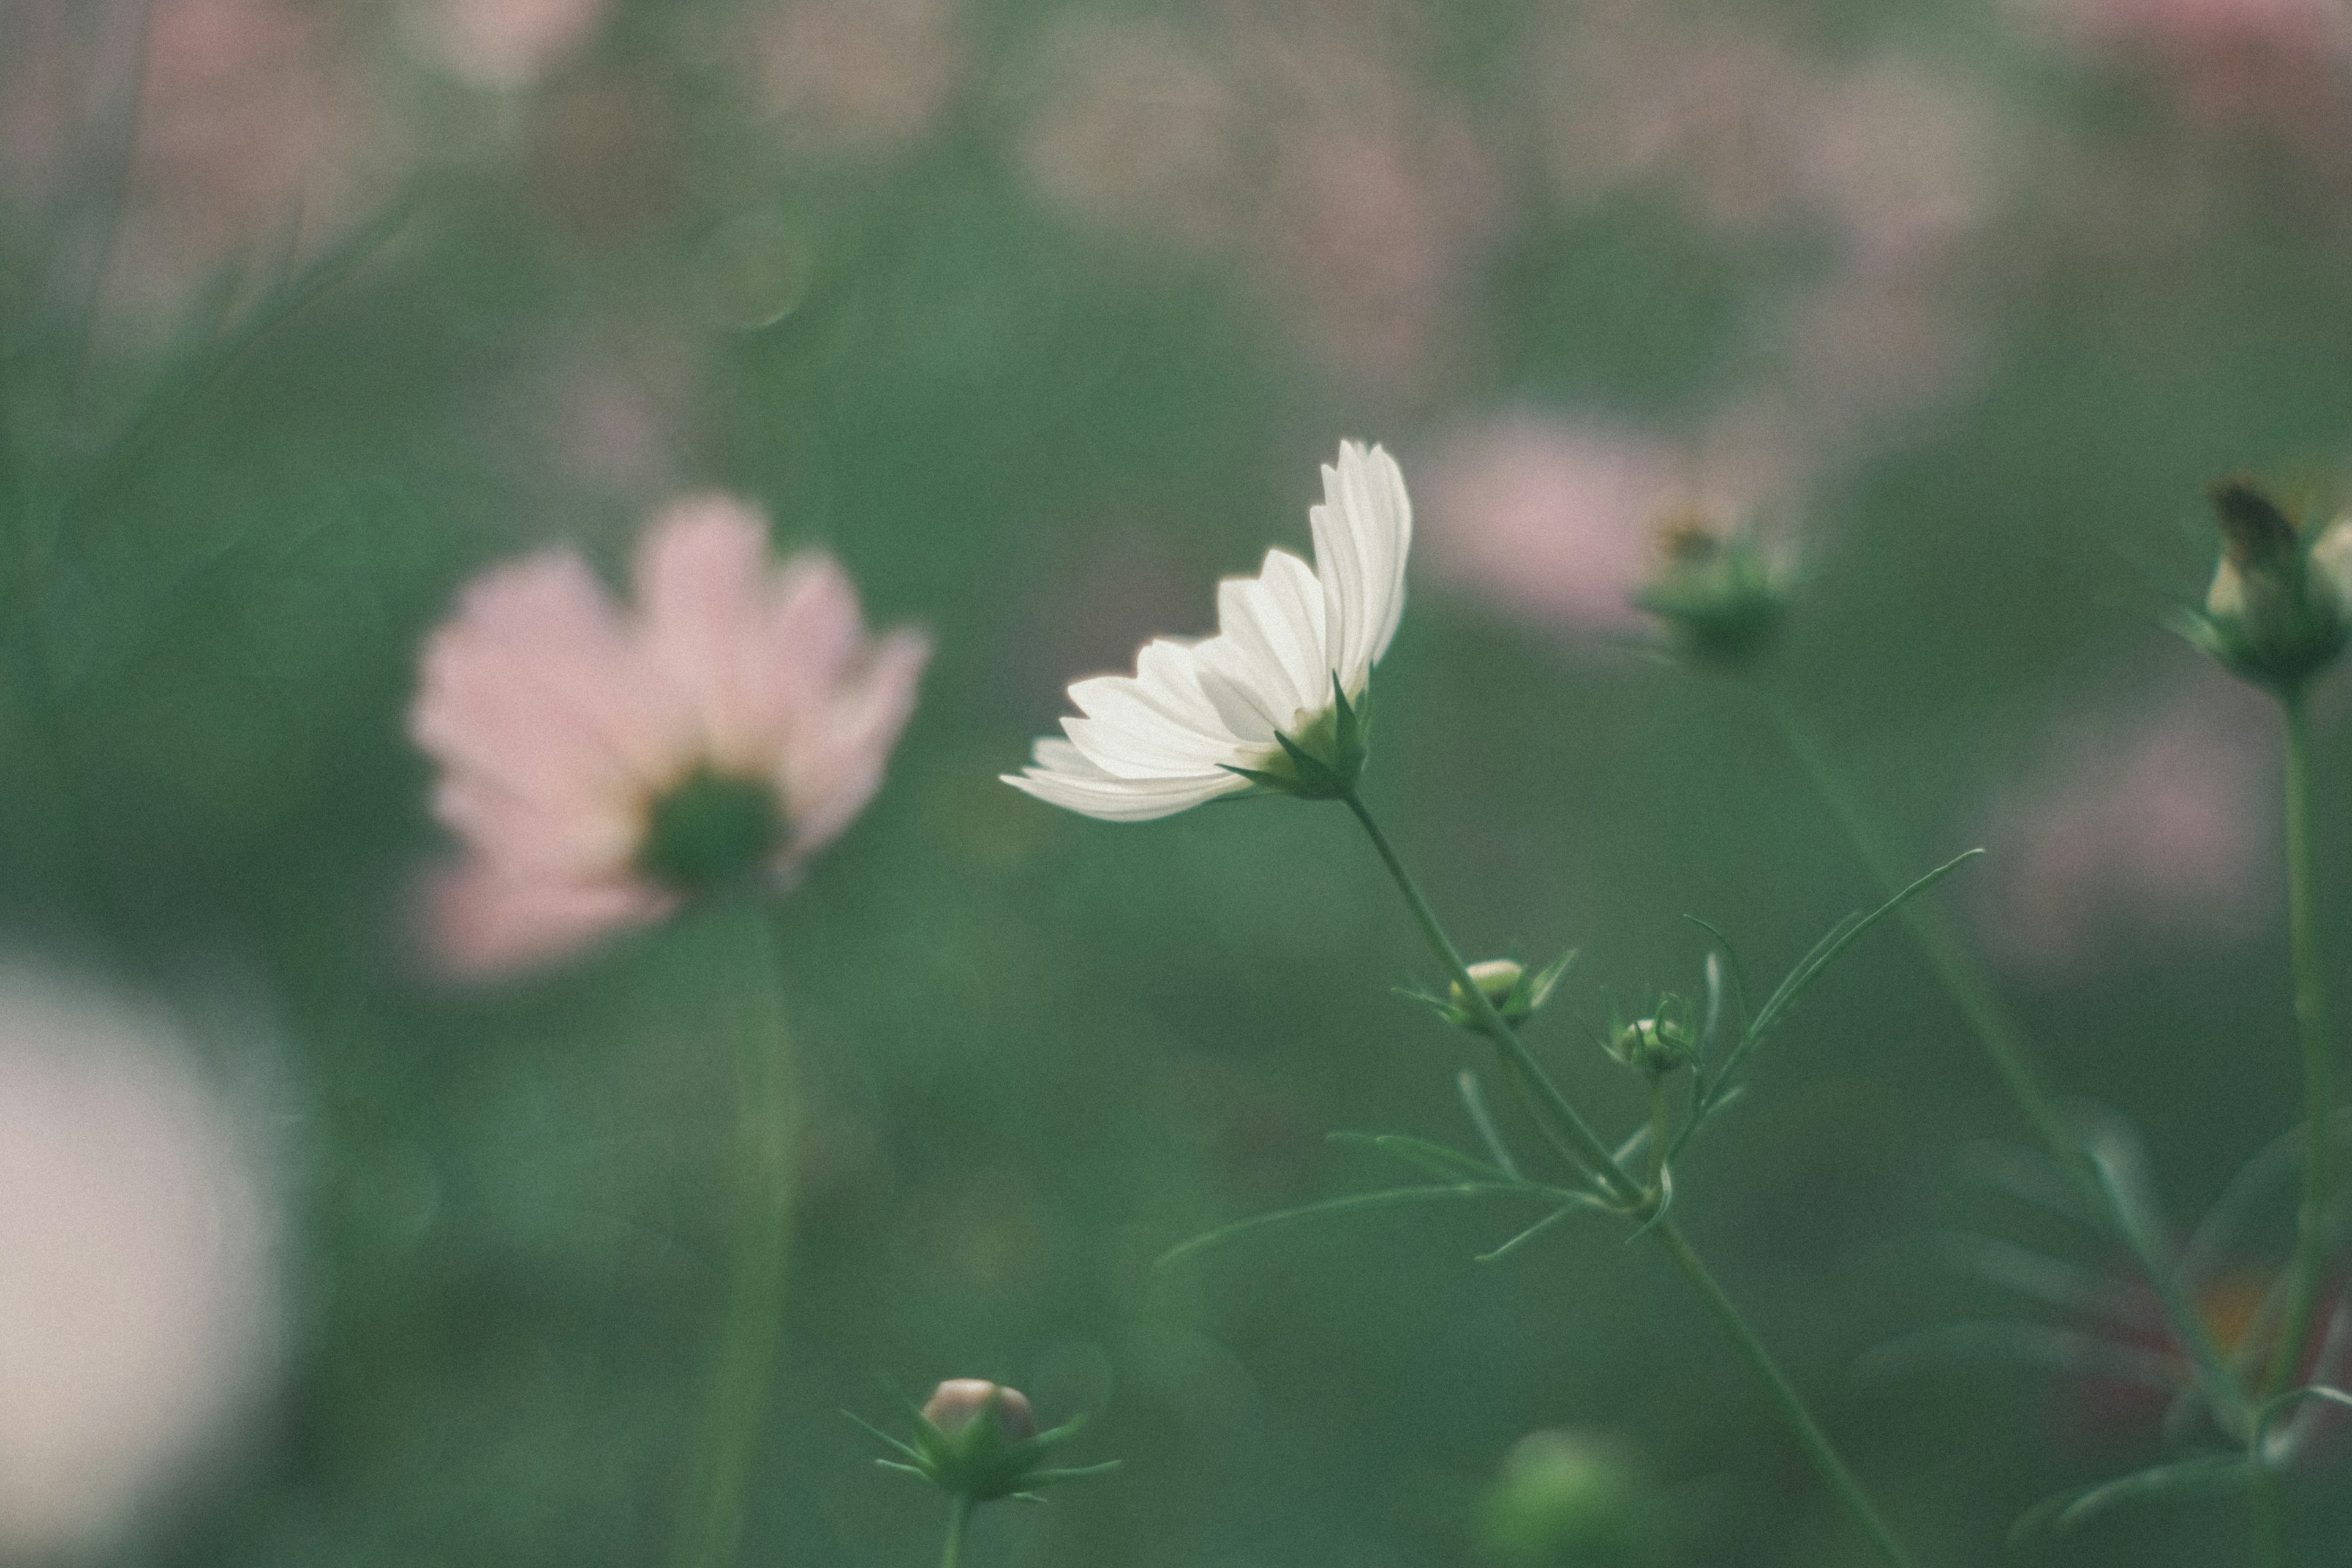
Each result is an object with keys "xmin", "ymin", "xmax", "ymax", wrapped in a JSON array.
[
  {"xmin": 1001, "ymin": 739, "xmax": 1244, "ymax": 821},
  {"xmin": 1312, "ymin": 440, "xmax": 1412, "ymax": 692},
  {"xmin": 1213, "ymin": 549, "xmax": 1326, "ymax": 722}
]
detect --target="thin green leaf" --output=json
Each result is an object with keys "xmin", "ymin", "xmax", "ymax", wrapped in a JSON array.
[
  {"xmin": 1328, "ymin": 1131, "xmax": 1512, "ymax": 1185},
  {"xmin": 1677, "ymin": 914, "xmax": 1751, "ymax": 1035},
  {"xmin": 2185, "ymin": 1107, "xmax": 2352, "ymax": 1282},
  {"xmin": 1023, "ymin": 1461, "xmax": 1124, "ymax": 1486},
  {"xmin": 2010, "ymin": 1454, "xmax": 2249, "ymax": 1540},
  {"xmin": 873, "ymin": 1460, "xmax": 925, "ymax": 1479},
  {"xmin": 1455, "ymin": 1071, "xmax": 1520, "ymax": 1180},
  {"xmin": 1666, "ymin": 1082, "xmax": 1746, "ymax": 1164},
  {"xmin": 1719, "ymin": 850, "xmax": 1984, "ymax": 1088},
  {"xmin": 1156, "ymin": 1185, "xmax": 1543, "ymax": 1270},
  {"xmin": 1697, "ymin": 951, "xmax": 1725, "ymax": 1068},
  {"xmin": 842, "ymin": 1409, "xmax": 924, "ymax": 1464},
  {"xmin": 1476, "ymin": 1198, "xmax": 1610, "ymax": 1263},
  {"xmin": 1936, "ymin": 1232, "xmax": 2156, "ymax": 1327}
]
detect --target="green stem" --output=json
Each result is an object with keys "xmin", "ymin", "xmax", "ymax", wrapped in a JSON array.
[
  {"xmin": 2249, "ymin": 1466, "xmax": 2284, "ymax": 1568},
  {"xmin": 940, "ymin": 1495, "xmax": 975, "ymax": 1568},
  {"xmin": 1340, "ymin": 789, "xmax": 1918, "ymax": 1568},
  {"xmin": 670, "ymin": 896, "xmax": 799, "ymax": 1568},
  {"xmin": 1771, "ymin": 701, "xmax": 2255, "ymax": 1436},
  {"xmin": 1652, "ymin": 1223, "xmax": 1920, "ymax": 1568},
  {"xmin": 2267, "ymin": 692, "xmax": 2337, "ymax": 1397}
]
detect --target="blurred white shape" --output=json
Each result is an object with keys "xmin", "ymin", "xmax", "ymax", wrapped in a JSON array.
[
  {"xmin": 0, "ymin": 967, "xmax": 279, "ymax": 1559},
  {"xmin": 1978, "ymin": 682, "xmax": 2277, "ymax": 972}
]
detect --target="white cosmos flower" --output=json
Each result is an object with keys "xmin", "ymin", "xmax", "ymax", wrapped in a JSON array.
[{"xmin": 1005, "ymin": 440, "xmax": 1412, "ymax": 821}]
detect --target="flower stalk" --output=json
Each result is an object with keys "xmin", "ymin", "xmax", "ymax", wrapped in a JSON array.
[
  {"xmin": 671, "ymin": 894, "xmax": 799, "ymax": 1568},
  {"xmin": 2266, "ymin": 689, "xmax": 2337, "ymax": 1398},
  {"xmin": 939, "ymin": 1495, "xmax": 974, "ymax": 1568},
  {"xmin": 1339, "ymin": 786, "xmax": 1918, "ymax": 1568}
]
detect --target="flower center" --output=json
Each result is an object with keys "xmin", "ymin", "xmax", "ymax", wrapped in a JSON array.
[{"xmin": 636, "ymin": 767, "xmax": 785, "ymax": 892}]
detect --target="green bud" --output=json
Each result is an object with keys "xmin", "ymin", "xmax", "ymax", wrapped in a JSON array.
[
  {"xmin": 860, "ymin": 1379, "xmax": 1117, "ymax": 1505},
  {"xmin": 1632, "ymin": 513, "xmax": 1790, "ymax": 671},
  {"xmin": 2188, "ymin": 478, "xmax": 2351, "ymax": 695},
  {"xmin": 1477, "ymin": 1430, "xmax": 1660, "ymax": 1567},
  {"xmin": 1223, "ymin": 677, "xmax": 1372, "ymax": 802},
  {"xmin": 1452, "ymin": 960, "xmax": 1525, "ymax": 1013},
  {"xmin": 1608, "ymin": 1015, "xmax": 1691, "ymax": 1077},
  {"xmin": 1421, "ymin": 952, "xmax": 1575, "ymax": 1031}
]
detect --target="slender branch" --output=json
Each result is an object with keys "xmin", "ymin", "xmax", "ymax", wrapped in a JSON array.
[
  {"xmin": 1770, "ymin": 699, "xmax": 2254, "ymax": 1436},
  {"xmin": 1340, "ymin": 788, "xmax": 1918, "ymax": 1568},
  {"xmin": 2267, "ymin": 691, "xmax": 2338, "ymax": 1397},
  {"xmin": 670, "ymin": 896, "xmax": 799, "ymax": 1568}
]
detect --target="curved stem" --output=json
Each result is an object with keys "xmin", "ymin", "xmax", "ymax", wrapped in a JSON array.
[
  {"xmin": 940, "ymin": 1495, "xmax": 975, "ymax": 1568},
  {"xmin": 2267, "ymin": 692, "xmax": 2337, "ymax": 1398},
  {"xmin": 671, "ymin": 896, "xmax": 799, "ymax": 1568},
  {"xmin": 1770, "ymin": 699, "xmax": 2255, "ymax": 1437},
  {"xmin": 1340, "ymin": 789, "xmax": 1918, "ymax": 1568}
]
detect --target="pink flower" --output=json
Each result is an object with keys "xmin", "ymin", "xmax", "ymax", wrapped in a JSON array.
[
  {"xmin": 410, "ymin": 494, "xmax": 930, "ymax": 976},
  {"xmin": 406, "ymin": 0, "xmax": 608, "ymax": 91},
  {"xmin": 750, "ymin": 0, "xmax": 961, "ymax": 159}
]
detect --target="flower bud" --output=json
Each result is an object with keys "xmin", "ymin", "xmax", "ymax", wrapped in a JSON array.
[
  {"xmin": 1632, "ymin": 513, "xmax": 1790, "ymax": 671},
  {"xmin": 1477, "ymin": 1430, "xmax": 1660, "ymax": 1567},
  {"xmin": 1452, "ymin": 960, "xmax": 1525, "ymax": 1012},
  {"xmin": 858, "ymin": 1378, "xmax": 1114, "ymax": 1504},
  {"xmin": 2190, "ymin": 478, "xmax": 2351, "ymax": 695},
  {"xmin": 922, "ymin": 1379, "xmax": 1036, "ymax": 1442},
  {"xmin": 1608, "ymin": 1016, "xmax": 1691, "ymax": 1077}
]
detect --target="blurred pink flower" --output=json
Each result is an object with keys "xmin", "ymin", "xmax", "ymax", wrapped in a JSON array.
[
  {"xmin": 1016, "ymin": 9, "xmax": 1498, "ymax": 399},
  {"xmin": 406, "ymin": 0, "xmax": 608, "ymax": 91},
  {"xmin": 750, "ymin": 0, "xmax": 960, "ymax": 158},
  {"xmin": 111, "ymin": 0, "xmax": 399, "ymax": 322},
  {"xmin": 0, "ymin": 967, "xmax": 277, "ymax": 1558},
  {"xmin": 1422, "ymin": 412, "xmax": 1790, "ymax": 638},
  {"xmin": 1978, "ymin": 683, "xmax": 2276, "ymax": 971},
  {"xmin": 411, "ymin": 494, "xmax": 930, "ymax": 975}
]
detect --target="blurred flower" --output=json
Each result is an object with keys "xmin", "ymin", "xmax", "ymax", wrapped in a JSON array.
[
  {"xmin": 1977, "ymin": 682, "xmax": 2275, "ymax": 971},
  {"xmin": 749, "ymin": 0, "xmax": 960, "ymax": 159},
  {"xmin": 1422, "ymin": 412, "xmax": 1791, "ymax": 641},
  {"xmin": 405, "ymin": 0, "xmax": 607, "ymax": 92},
  {"xmin": 0, "ymin": 965, "xmax": 278, "ymax": 1558},
  {"xmin": 922, "ymin": 1379, "xmax": 1036, "ymax": 1441},
  {"xmin": 1005, "ymin": 441, "xmax": 1410, "ymax": 820},
  {"xmin": 109, "ymin": 0, "xmax": 398, "ymax": 329},
  {"xmin": 412, "ymin": 494, "xmax": 930, "ymax": 974},
  {"xmin": 1632, "ymin": 511, "xmax": 1792, "ymax": 669},
  {"xmin": 1016, "ymin": 10, "xmax": 1498, "ymax": 398}
]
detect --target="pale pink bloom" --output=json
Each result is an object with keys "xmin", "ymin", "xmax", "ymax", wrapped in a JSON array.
[
  {"xmin": 1798, "ymin": 59, "xmax": 2004, "ymax": 271},
  {"xmin": 750, "ymin": 0, "xmax": 960, "ymax": 158},
  {"xmin": 1978, "ymin": 682, "xmax": 2276, "ymax": 973},
  {"xmin": 407, "ymin": 0, "xmax": 608, "ymax": 91},
  {"xmin": 1421, "ymin": 412, "xmax": 1795, "ymax": 638},
  {"xmin": 411, "ymin": 494, "xmax": 930, "ymax": 976},
  {"xmin": 0, "ymin": 966, "xmax": 278, "ymax": 1558}
]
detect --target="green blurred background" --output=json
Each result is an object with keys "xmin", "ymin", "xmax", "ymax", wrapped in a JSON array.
[{"xmin": 2, "ymin": 0, "xmax": 2350, "ymax": 1562}]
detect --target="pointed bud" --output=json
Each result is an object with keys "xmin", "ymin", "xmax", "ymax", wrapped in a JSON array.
[
  {"xmin": 1608, "ymin": 1016, "xmax": 1692, "ymax": 1077},
  {"xmin": 1633, "ymin": 513, "xmax": 1790, "ymax": 671},
  {"xmin": 2190, "ymin": 478, "xmax": 2351, "ymax": 695},
  {"xmin": 1452, "ymin": 960, "xmax": 1525, "ymax": 1012},
  {"xmin": 923, "ymin": 1379, "xmax": 1036, "ymax": 1441},
  {"xmin": 859, "ymin": 1380, "xmax": 1116, "ymax": 1505}
]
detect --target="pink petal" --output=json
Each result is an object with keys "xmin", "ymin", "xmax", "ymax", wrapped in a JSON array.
[
  {"xmin": 421, "ymin": 862, "xmax": 675, "ymax": 978},
  {"xmin": 633, "ymin": 495, "xmax": 786, "ymax": 774},
  {"xmin": 777, "ymin": 627, "xmax": 931, "ymax": 861}
]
